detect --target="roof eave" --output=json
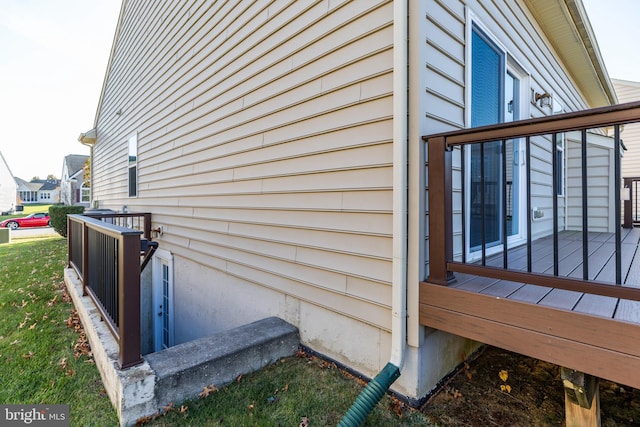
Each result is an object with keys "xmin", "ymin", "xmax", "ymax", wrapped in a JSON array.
[{"xmin": 524, "ymin": 0, "xmax": 617, "ymax": 107}]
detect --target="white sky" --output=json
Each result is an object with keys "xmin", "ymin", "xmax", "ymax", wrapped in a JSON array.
[
  {"xmin": 0, "ymin": 0, "xmax": 120, "ymax": 180},
  {"xmin": 0, "ymin": 1, "xmax": 638, "ymax": 180}
]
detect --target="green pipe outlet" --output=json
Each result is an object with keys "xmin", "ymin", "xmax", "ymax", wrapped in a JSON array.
[{"xmin": 337, "ymin": 362, "xmax": 401, "ymax": 427}]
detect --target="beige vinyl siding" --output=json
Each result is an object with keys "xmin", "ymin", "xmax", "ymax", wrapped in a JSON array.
[
  {"xmin": 613, "ymin": 79, "xmax": 640, "ymax": 179},
  {"xmin": 422, "ymin": 0, "xmax": 603, "ymax": 271},
  {"xmin": 565, "ymin": 131, "xmax": 617, "ymax": 233},
  {"xmin": 92, "ymin": 0, "xmax": 394, "ymax": 355}
]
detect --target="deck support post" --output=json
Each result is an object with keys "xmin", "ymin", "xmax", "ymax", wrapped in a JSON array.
[
  {"xmin": 426, "ymin": 136, "xmax": 455, "ymax": 285},
  {"xmin": 561, "ymin": 367, "xmax": 600, "ymax": 427}
]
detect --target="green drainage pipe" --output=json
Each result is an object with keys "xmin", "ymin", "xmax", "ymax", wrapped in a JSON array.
[{"xmin": 337, "ymin": 362, "xmax": 401, "ymax": 427}]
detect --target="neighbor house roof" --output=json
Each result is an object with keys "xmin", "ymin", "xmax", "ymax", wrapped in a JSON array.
[
  {"xmin": 39, "ymin": 181, "xmax": 59, "ymax": 191},
  {"xmin": 523, "ymin": 0, "xmax": 617, "ymax": 107},
  {"xmin": 64, "ymin": 154, "xmax": 89, "ymax": 179},
  {"xmin": 0, "ymin": 151, "xmax": 15, "ymax": 179}
]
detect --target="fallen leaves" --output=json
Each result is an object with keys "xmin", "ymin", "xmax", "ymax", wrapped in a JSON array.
[
  {"xmin": 134, "ymin": 401, "xmax": 189, "ymax": 426},
  {"xmin": 499, "ymin": 369, "xmax": 512, "ymax": 393},
  {"xmin": 198, "ymin": 383, "xmax": 218, "ymax": 399},
  {"xmin": 64, "ymin": 309, "xmax": 93, "ymax": 362}
]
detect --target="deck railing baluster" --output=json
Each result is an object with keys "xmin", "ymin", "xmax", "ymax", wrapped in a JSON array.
[
  {"xmin": 526, "ymin": 136, "xmax": 532, "ymax": 273},
  {"xmin": 480, "ymin": 143, "xmax": 486, "ymax": 266},
  {"xmin": 552, "ymin": 133, "xmax": 559, "ymax": 277},
  {"xmin": 501, "ymin": 138, "xmax": 508, "ymax": 269},
  {"xmin": 582, "ymin": 130, "xmax": 589, "ymax": 281}
]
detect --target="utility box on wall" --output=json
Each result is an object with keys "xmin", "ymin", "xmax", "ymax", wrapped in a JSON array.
[{"xmin": 0, "ymin": 228, "xmax": 10, "ymax": 244}]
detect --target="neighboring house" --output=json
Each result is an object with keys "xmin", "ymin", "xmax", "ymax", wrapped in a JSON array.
[
  {"xmin": 16, "ymin": 177, "xmax": 60, "ymax": 204},
  {"xmin": 613, "ymin": 79, "xmax": 640, "ymax": 179},
  {"xmin": 60, "ymin": 154, "xmax": 90, "ymax": 206},
  {"xmin": 79, "ymin": 0, "xmax": 618, "ymax": 403},
  {"xmin": 0, "ymin": 151, "xmax": 17, "ymax": 213}
]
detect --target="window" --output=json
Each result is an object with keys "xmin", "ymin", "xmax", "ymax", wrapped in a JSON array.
[
  {"xmin": 81, "ymin": 183, "xmax": 90, "ymax": 203},
  {"xmin": 128, "ymin": 133, "xmax": 138, "ymax": 197}
]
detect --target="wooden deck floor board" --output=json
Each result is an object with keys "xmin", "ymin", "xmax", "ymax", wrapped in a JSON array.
[
  {"xmin": 508, "ymin": 284, "xmax": 552, "ymax": 304},
  {"xmin": 573, "ymin": 293, "xmax": 618, "ymax": 317},
  {"xmin": 614, "ymin": 299, "xmax": 640, "ymax": 322},
  {"xmin": 539, "ymin": 288, "xmax": 583, "ymax": 310},
  {"xmin": 478, "ymin": 280, "xmax": 524, "ymax": 298}
]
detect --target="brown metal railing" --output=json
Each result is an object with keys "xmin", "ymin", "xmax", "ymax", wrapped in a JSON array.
[
  {"xmin": 423, "ymin": 100, "xmax": 640, "ymax": 302},
  {"xmin": 83, "ymin": 211, "xmax": 152, "ymax": 240},
  {"xmin": 67, "ymin": 214, "xmax": 144, "ymax": 368}
]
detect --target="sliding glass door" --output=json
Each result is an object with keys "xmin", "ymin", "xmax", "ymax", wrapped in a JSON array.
[{"xmin": 468, "ymin": 24, "xmax": 525, "ymax": 259}]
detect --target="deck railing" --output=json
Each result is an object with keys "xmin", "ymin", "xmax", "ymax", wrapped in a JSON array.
[
  {"xmin": 83, "ymin": 211, "xmax": 152, "ymax": 240},
  {"xmin": 67, "ymin": 214, "xmax": 145, "ymax": 368},
  {"xmin": 424, "ymin": 100, "xmax": 640, "ymax": 302},
  {"xmin": 623, "ymin": 177, "xmax": 640, "ymax": 228}
]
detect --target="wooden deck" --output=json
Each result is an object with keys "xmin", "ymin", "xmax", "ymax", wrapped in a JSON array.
[{"xmin": 420, "ymin": 227, "xmax": 640, "ymax": 389}]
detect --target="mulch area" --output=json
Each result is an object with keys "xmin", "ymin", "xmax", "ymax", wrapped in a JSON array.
[{"xmin": 419, "ymin": 346, "xmax": 640, "ymax": 426}]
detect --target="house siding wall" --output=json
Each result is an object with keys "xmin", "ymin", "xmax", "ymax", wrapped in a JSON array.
[
  {"xmin": 92, "ymin": 0, "xmax": 397, "ymax": 387},
  {"xmin": 0, "ymin": 153, "xmax": 16, "ymax": 212},
  {"xmin": 565, "ymin": 132, "xmax": 616, "ymax": 233},
  {"xmin": 422, "ymin": 0, "xmax": 599, "ymax": 271},
  {"xmin": 613, "ymin": 79, "xmax": 640, "ymax": 180},
  {"xmin": 90, "ymin": 0, "xmax": 614, "ymax": 400}
]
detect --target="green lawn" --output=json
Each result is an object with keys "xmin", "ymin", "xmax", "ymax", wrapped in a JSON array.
[
  {"xmin": 0, "ymin": 237, "xmax": 118, "ymax": 426},
  {"xmin": 0, "ymin": 237, "xmax": 435, "ymax": 427}
]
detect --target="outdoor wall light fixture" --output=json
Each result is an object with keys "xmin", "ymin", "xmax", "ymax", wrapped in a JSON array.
[{"xmin": 533, "ymin": 91, "xmax": 552, "ymax": 108}]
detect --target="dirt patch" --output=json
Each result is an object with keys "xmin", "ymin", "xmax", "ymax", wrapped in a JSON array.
[{"xmin": 419, "ymin": 346, "xmax": 640, "ymax": 426}]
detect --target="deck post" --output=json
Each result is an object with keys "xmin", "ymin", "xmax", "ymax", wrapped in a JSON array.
[
  {"xmin": 561, "ymin": 368, "xmax": 600, "ymax": 427},
  {"xmin": 426, "ymin": 136, "xmax": 455, "ymax": 285},
  {"xmin": 623, "ymin": 178, "xmax": 633, "ymax": 229}
]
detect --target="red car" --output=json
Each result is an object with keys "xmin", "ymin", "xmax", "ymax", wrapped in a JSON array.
[{"xmin": 0, "ymin": 212, "xmax": 51, "ymax": 229}]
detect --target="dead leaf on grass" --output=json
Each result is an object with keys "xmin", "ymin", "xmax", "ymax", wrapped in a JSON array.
[
  {"xmin": 179, "ymin": 405, "xmax": 188, "ymax": 414},
  {"xmin": 29, "ymin": 323, "xmax": 37, "ymax": 330},
  {"xmin": 299, "ymin": 416, "xmax": 309, "ymax": 427},
  {"xmin": 58, "ymin": 357, "xmax": 68, "ymax": 370},
  {"xmin": 198, "ymin": 384, "xmax": 218, "ymax": 398},
  {"xmin": 22, "ymin": 351, "xmax": 34, "ymax": 359}
]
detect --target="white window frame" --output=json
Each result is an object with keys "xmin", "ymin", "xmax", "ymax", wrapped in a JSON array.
[
  {"xmin": 128, "ymin": 133, "xmax": 138, "ymax": 197},
  {"xmin": 81, "ymin": 182, "xmax": 91, "ymax": 203}
]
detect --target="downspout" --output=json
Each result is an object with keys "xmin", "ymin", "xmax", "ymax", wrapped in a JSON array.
[{"xmin": 338, "ymin": 0, "xmax": 408, "ymax": 425}]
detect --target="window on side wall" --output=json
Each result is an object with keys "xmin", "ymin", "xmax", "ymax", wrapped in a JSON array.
[
  {"xmin": 81, "ymin": 183, "xmax": 90, "ymax": 203},
  {"xmin": 128, "ymin": 133, "xmax": 138, "ymax": 197}
]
